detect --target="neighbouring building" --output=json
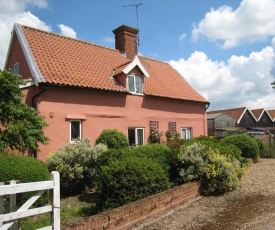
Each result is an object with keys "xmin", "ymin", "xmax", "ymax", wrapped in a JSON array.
[
  {"xmin": 208, "ymin": 107, "xmax": 257, "ymax": 130},
  {"xmin": 4, "ymin": 24, "xmax": 209, "ymax": 160},
  {"xmin": 251, "ymin": 109, "xmax": 274, "ymax": 128},
  {"xmin": 207, "ymin": 113, "xmax": 236, "ymax": 137}
]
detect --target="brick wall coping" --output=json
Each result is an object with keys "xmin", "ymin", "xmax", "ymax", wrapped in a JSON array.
[{"xmin": 62, "ymin": 181, "xmax": 200, "ymax": 230}]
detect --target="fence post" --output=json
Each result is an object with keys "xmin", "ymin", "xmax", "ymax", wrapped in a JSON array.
[
  {"xmin": 51, "ymin": 171, "xmax": 60, "ymax": 229},
  {"xmin": 8, "ymin": 180, "xmax": 20, "ymax": 230},
  {"xmin": 0, "ymin": 182, "xmax": 3, "ymax": 227}
]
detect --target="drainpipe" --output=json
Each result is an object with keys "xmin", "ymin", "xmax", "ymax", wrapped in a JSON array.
[
  {"xmin": 31, "ymin": 87, "xmax": 48, "ymax": 158},
  {"xmin": 204, "ymin": 102, "xmax": 210, "ymax": 136},
  {"xmin": 32, "ymin": 87, "xmax": 48, "ymax": 108}
]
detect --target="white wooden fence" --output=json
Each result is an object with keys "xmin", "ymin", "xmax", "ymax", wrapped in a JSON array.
[{"xmin": 0, "ymin": 171, "xmax": 60, "ymax": 230}]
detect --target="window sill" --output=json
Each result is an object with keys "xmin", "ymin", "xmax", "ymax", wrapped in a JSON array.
[{"xmin": 130, "ymin": 92, "xmax": 144, "ymax": 96}]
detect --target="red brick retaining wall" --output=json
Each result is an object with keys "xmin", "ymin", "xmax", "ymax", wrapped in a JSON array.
[{"xmin": 62, "ymin": 182, "xmax": 200, "ymax": 230}]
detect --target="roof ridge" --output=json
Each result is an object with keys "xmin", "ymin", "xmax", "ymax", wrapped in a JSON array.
[
  {"xmin": 20, "ymin": 23, "xmax": 128, "ymax": 55},
  {"xmin": 208, "ymin": 106, "xmax": 246, "ymax": 112},
  {"xmin": 139, "ymin": 55, "xmax": 170, "ymax": 65}
]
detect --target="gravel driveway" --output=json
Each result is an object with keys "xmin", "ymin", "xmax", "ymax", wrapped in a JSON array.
[{"xmin": 132, "ymin": 159, "xmax": 275, "ymax": 230}]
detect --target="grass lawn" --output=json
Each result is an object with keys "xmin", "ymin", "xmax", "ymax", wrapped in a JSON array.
[{"xmin": 20, "ymin": 192, "xmax": 98, "ymax": 230}]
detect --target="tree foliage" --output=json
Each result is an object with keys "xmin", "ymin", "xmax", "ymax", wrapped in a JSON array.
[{"xmin": 0, "ymin": 69, "xmax": 49, "ymax": 153}]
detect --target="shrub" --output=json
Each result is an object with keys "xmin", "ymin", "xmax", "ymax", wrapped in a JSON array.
[
  {"xmin": 255, "ymin": 138, "xmax": 269, "ymax": 158},
  {"xmin": 165, "ymin": 130, "xmax": 180, "ymax": 143},
  {"xmin": 218, "ymin": 143, "xmax": 247, "ymax": 165},
  {"xmin": 221, "ymin": 134, "xmax": 259, "ymax": 159},
  {"xmin": 264, "ymin": 144, "xmax": 275, "ymax": 158},
  {"xmin": 95, "ymin": 129, "xmax": 129, "ymax": 149},
  {"xmin": 95, "ymin": 155, "xmax": 170, "ymax": 210},
  {"xmin": 130, "ymin": 144, "xmax": 171, "ymax": 175},
  {"xmin": 149, "ymin": 128, "xmax": 163, "ymax": 144},
  {"xmin": 178, "ymin": 143, "xmax": 244, "ymax": 195},
  {"xmin": 0, "ymin": 155, "xmax": 50, "ymax": 207},
  {"xmin": 193, "ymin": 135, "xmax": 219, "ymax": 143},
  {"xmin": 46, "ymin": 138, "xmax": 107, "ymax": 196},
  {"xmin": 96, "ymin": 148, "xmax": 131, "ymax": 170}
]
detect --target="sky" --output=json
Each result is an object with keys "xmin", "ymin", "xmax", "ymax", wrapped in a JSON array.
[{"xmin": 1, "ymin": 0, "xmax": 275, "ymax": 111}]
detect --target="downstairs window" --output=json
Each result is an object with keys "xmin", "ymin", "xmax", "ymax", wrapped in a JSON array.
[
  {"xmin": 128, "ymin": 128, "xmax": 144, "ymax": 146},
  {"xmin": 181, "ymin": 128, "xmax": 192, "ymax": 140}
]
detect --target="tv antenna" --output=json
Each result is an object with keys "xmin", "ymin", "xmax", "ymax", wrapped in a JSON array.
[{"xmin": 123, "ymin": 3, "xmax": 142, "ymax": 47}]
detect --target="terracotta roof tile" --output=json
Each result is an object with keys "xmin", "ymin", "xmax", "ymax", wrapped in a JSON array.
[
  {"xmin": 22, "ymin": 25, "xmax": 128, "ymax": 92},
  {"xmin": 139, "ymin": 56, "xmax": 207, "ymax": 102},
  {"xmin": 207, "ymin": 107, "xmax": 247, "ymax": 122},
  {"xmin": 20, "ymin": 25, "xmax": 207, "ymax": 103},
  {"xmin": 250, "ymin": 108, "xmax": 264, "ymax": 120},
  {"xmin": 267, "ymin": 110, "xmax": 275, "ymax": 120}
]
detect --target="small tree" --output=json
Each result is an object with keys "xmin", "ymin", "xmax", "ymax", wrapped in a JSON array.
[{"xmin": 0, "ymin": 69, "xmax": 49, "ymax": 153}]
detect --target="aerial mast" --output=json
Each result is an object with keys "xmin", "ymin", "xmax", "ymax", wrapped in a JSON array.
[{"xmin": 123, "ymin": 3, "xmax": 142, "ymax": 47}]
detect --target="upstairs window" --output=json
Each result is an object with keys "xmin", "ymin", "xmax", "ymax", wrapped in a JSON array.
[
  {"xmin": 12, "ymin": 63, "xmax": 19, "ymax": 74},
  {"xmin": 70, "ymin": 120, "xmax": 81, "ymax": 142},
  {"xmin": 128, "ymin": 75, "xmax": 143, "ymax": 94}
]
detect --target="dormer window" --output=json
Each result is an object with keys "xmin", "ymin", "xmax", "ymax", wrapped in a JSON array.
[
  {"xmin": 128, "ymin": 75, "xmax": 143, "ymax": 94},
  {"xmin": 12, "ymin": 63, "xmax": 19, "ymax": 74}
]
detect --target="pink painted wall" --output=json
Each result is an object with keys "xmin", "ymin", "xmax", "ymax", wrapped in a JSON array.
[
  {"xmin": 6, "ymin": 33, "xmax": 207, "ymax": 161},
  {"xmin": 31, "ymin": 86, "xmax": 207, "ymax": 161}
]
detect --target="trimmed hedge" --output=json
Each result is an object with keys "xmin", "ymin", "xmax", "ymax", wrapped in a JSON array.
[
  {"xmin": 95, "ymin": 155, "xmax": 170, "ymax": 210},
  {"xmin": 0, "ymin": 155, "xmax": 50, "ymax": 207},
  {"xmin": 221, "ymin": 134, "xmax": 259, "ymax": 159},
  {"xmin": 130, "ymin": 144, "xmax": 171, "ymax": 176},
  {"xmin": 95, "ymin": 129, "xmax": 129, "ymax": 149}
]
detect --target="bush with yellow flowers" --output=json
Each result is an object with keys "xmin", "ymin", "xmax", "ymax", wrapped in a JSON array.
[{"xmin": 178, "ymin": 143, "xmax": 244, "ymax": 195}]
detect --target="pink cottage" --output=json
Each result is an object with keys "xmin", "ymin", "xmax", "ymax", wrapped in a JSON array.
[{"xmin": 4, "ymin": 24, "xmax": 209, "ymax": 161}]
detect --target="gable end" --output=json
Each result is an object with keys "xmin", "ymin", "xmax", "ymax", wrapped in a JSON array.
[{"xmin": 13, "ymin": 23, "xmax": 44, "ymax": 85}]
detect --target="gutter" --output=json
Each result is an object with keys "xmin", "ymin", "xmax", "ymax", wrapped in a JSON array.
[
  {"xmin": 206, "ymin": 102, "xmax": 210, "ymax": 110},
  {"xmin": 31, "ymin": 87, "xmax": 48, "ymax": 108}
]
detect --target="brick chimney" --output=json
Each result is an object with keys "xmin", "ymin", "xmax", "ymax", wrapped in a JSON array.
[{"xmin": 113, "ymin": 25, "xmax": 139, "ymax": 59}]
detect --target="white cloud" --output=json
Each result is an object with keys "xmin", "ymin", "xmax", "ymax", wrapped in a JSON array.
[
  {"xmin": 58, "ymin": 24, "xmax": 77, "ymax": 38},
  {"xmin": 0, "ymin": 0, "xmax": 48, "ymax": 14},
  {"xmin": 179, "ymin": 33, "xmax": 187, "ymax": 42},
  {"xmin": 270, "ymin": 37, "xmax": 275, "ymax": 79},
  {"xmin": 170, "ymin": 41, "xmax": 275, "ymax": 110},
  {"xmin": 0, "ymin": 0, "xmax": 51, "ymax": 69},
  {"xmin": 192, "ymin": 0, "xmax": 275, "ymax": 48}
]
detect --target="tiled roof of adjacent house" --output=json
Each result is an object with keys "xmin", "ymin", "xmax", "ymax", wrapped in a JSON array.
[
  {"xmin": 250, "ymin": 109, "xmax": 264, "ymax": 120},
  {"xmin": 15, "ymin": 24, "xmax": 207, "ymax": 103},
  {"xmin": 207, "ymin": 107, "xmax": 248, "ymax": 123},
  {"xmin": 267, "ymin": 110, "xmax": 275, "ymax": 120}
]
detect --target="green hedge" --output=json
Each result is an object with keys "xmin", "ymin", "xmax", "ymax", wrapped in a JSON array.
[
  {"xmin": 0, "ymin": 155, "xmax": 50, "ymax": 207},
  {"xmin": 95, "ymin": 129, "xmax": 129, "ymax": 149},
  {"xmin": 221, "ymin": 134, "xmax": 259, "ymax": 159},
  {"xmin": 130, "ymin": 144, "xmax": 171, "ymax": 176},
  {"xmin": 95, "ymin": 154, "xmax": 170, "ymax": 210}
]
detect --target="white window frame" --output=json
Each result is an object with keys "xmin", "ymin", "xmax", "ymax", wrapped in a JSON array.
[
  {"xmin": 127, "ymin": 75, "xmax": 143, "ymax": 95},
  {"xmin": 70, "ymin": 120, "xmax": 82, "ymax": 143},
  {"xmin": 128, "ymin": 128, "xmax": 144, "ymax": 146},
  {"xmin": 12, "ymin": 63, "xmax": 19, "ymax": 74},
  {"xmin": 181, "ymin": 127, "xmax": 192, "ymax": 140}
]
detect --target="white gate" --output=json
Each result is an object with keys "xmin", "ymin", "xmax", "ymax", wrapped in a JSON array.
[{"xmin": 0, "ymin": 171, "xmax": 60, "ymax": 230}]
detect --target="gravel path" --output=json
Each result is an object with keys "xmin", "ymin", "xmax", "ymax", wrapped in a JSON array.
[{"xmin": 132, "ymin": 159, "xmax": 275, "ymax": 230}]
